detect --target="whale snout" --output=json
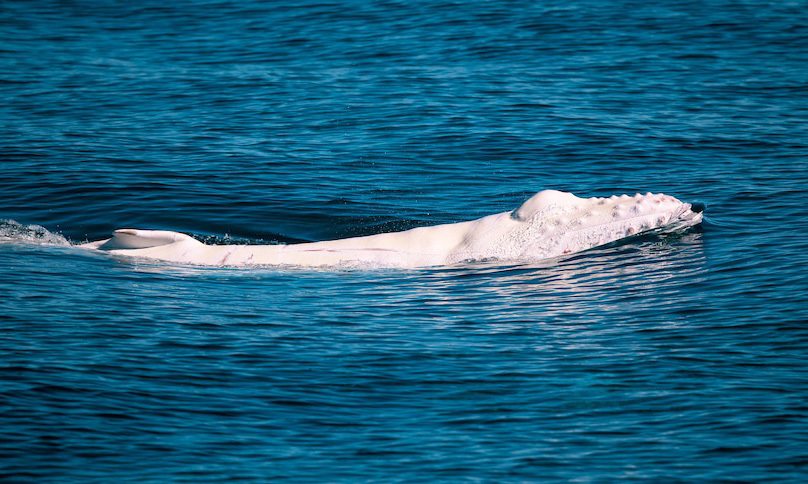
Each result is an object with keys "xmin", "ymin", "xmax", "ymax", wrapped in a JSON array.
[{"xmin": 690, "ymin": 201, "xmax": 706, "ymax": 213}]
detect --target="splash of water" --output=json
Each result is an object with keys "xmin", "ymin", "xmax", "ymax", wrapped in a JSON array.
[{"xmin": 0, "ymin": 219, "xmax": 70, "ymax": 246}]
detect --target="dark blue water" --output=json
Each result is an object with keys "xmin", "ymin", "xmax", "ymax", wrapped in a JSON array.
[{"xmin": 2, "ymin": 0, "xmax": 808, "ymax": 481}]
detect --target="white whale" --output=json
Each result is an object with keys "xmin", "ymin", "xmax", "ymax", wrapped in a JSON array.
[{"xmin": 79, "ymin": 190, "xmax": 703, "ymax": 268}]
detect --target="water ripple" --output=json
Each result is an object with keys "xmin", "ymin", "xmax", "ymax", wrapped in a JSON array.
[{"xmin": 3, "ymin": 0, "xmax": 808, "ymax": 482}]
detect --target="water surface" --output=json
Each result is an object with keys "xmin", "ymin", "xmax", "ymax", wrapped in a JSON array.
[{"xmin": 2, "ymin": 0, "xmax": 808, "ymax": 482}]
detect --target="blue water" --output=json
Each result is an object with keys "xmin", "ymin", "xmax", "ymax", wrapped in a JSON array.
[{"xmin": 2, "ymin": 0, "xmax": 808, "ymax": 481}]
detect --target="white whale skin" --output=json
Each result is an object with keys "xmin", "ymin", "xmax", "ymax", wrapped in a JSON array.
[{"xmin": 79, "ymin": 190, "xmax": 703, "ymax": 268}]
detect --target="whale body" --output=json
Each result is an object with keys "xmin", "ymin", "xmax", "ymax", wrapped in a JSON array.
[{"xmin": 79, "ymin": 190, "xmax": 703, "ymax": 268}]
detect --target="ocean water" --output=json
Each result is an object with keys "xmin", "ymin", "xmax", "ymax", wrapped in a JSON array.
[{"xmin": 2, "ymin": 0, "xmax": 808, "ymax": 481}]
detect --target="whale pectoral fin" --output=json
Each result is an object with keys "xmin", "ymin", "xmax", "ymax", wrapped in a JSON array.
[{"xmin": 92, "ymin": 229, "xmax": 199, "ymax": 250}]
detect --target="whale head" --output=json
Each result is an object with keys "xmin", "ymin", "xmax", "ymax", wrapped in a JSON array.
[{"xmin": 472, "ymin": 190, "xmax": 704, "ymax": 261}]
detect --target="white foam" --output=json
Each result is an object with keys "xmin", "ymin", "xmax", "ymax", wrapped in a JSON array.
[{"xmin": 0, "ymin": 219, "xmax": 70, "ymax": 246}]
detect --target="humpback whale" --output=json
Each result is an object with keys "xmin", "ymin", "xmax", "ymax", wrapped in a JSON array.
[{"xmin": 79, "ymin": 190, "xmax": 703, "ymax": 268}]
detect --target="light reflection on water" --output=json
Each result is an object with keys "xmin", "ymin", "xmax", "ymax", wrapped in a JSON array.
[{"xmin": 3, "ymin": 0, "xmax": 808, "ymax": 480}]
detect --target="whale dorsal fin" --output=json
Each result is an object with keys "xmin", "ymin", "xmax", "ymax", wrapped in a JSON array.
[
  {"xmin": 97, "ymin": 229, "xmax": 197, "ymax": 250},
  {"xmin": 511, "ymin": 190, "xmax": 578, "ymax": 221}
]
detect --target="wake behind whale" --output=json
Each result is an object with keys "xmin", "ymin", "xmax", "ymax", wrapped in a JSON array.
[{"xmin": 78, "ymin": 190, "xmax": 704, "ymax": 268}]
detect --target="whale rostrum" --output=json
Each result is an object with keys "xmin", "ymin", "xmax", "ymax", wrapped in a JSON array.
[{"xmin": 80, "ymin": 190, "xmax": 703, "ymax": 268}]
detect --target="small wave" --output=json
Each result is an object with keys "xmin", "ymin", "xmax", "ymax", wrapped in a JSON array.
[
  {"xmin": 191, "ymin": 233, "xmax": 285, "ymax": 246},
  {"xmin": 0, "ymin": 219, "xmax": 70, "ymax": 246}
]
